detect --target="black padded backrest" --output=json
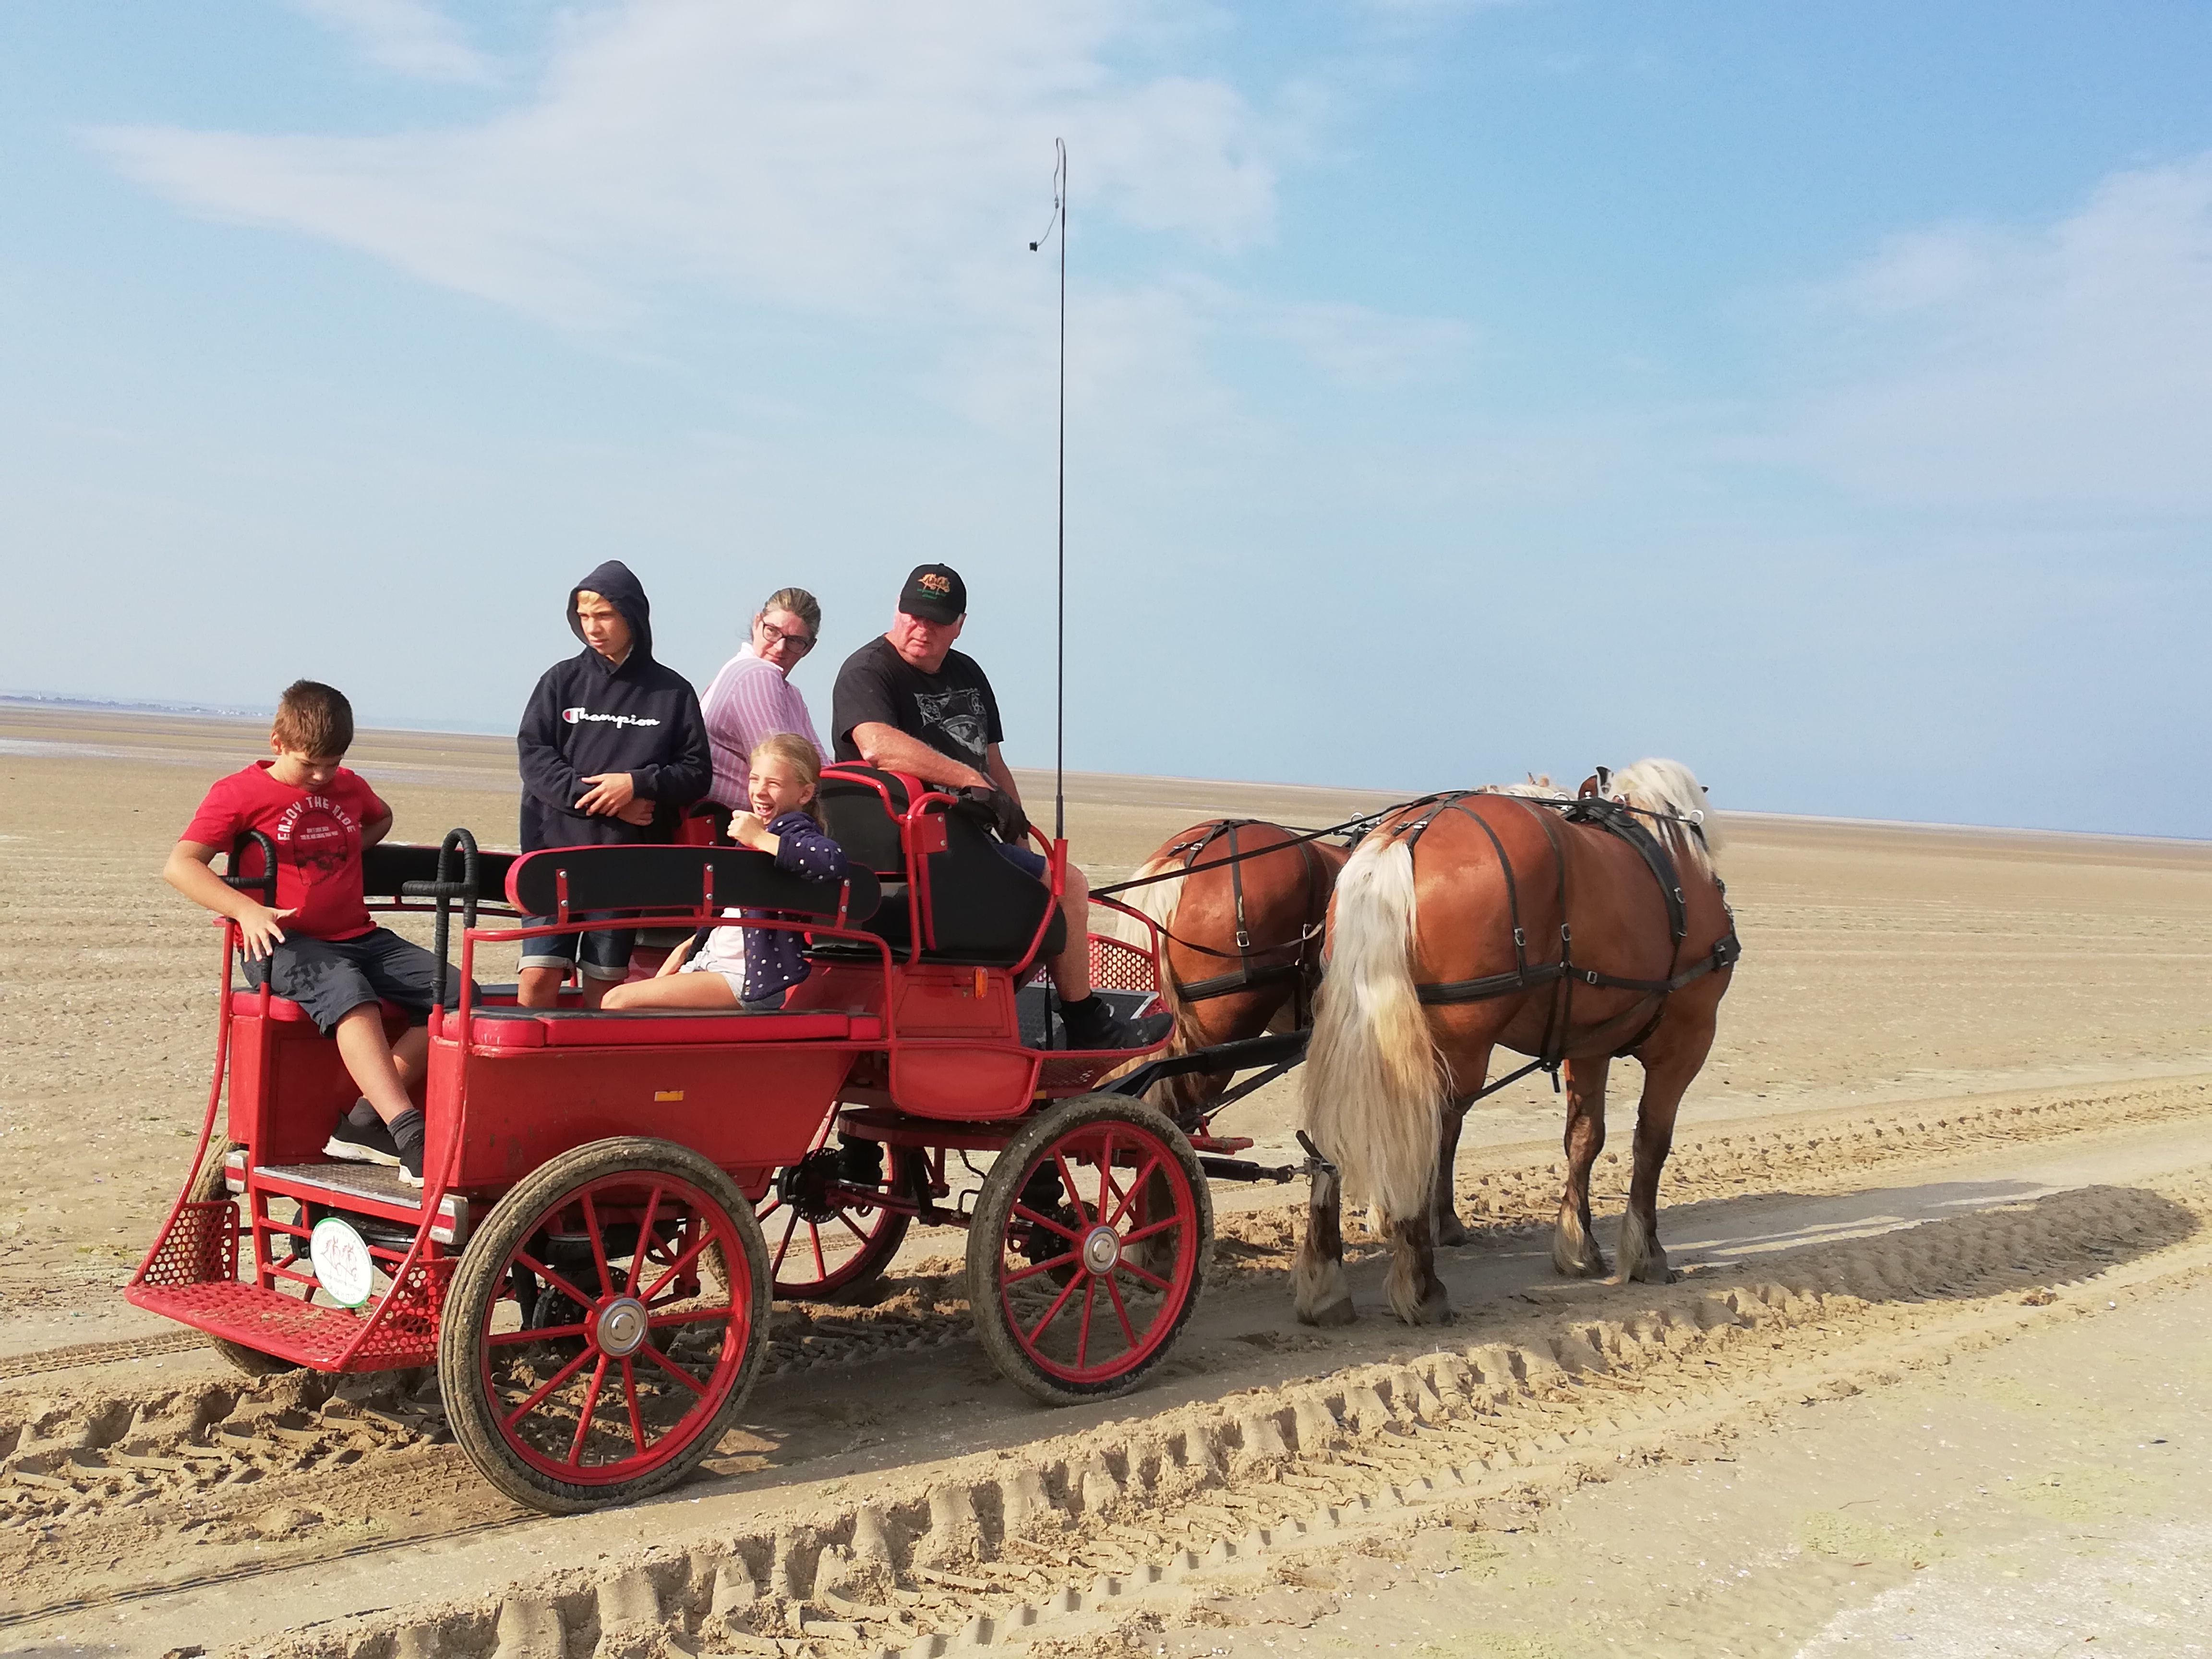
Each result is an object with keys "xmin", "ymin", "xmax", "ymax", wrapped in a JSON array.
[
  {"xmin": 361, "ymin": 841, "xmax": 518, "ymax": 903},
  {"xmin": 817, "ymin": 768, "xmax": 913, "ymax": 875},
  {"xmin": 922, "ymin": 811, "xmax": 1064, "ymax": 962},
  {"xmin": 506, "ymin": 845, "xmax": 879, "ymax": 923}
]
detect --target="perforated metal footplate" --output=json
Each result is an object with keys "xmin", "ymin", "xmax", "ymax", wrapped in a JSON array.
[{"xmin": 262, "ymin": 1162, "xmax": 420, "ymax": 1208}]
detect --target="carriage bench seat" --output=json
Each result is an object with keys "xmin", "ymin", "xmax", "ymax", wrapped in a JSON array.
[
  {"xmin": 229, "ymin": 991, "xmax": 415, "ymax": 1024},
  {"xmin": 436, "ymin": 1007, "xmax": 882, "ymax": 1051}
]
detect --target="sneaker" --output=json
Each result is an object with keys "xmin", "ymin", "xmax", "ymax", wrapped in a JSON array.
[
  {"xmin": 324, "ymin": 1110, "xmax": 401, "ymax": 1167},
  {"xmin": 389, "ymin": 1108, "xmax": 426, "ymax": 1190},
  {"xmin": 1057, "ymin": 996, "xmax": 1174, "ymax": 1052}
]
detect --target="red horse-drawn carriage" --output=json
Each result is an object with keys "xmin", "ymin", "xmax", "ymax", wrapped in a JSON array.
[{"xmin": 128, "ymin": 765, "xmax": 1290, "ymax": 1513}]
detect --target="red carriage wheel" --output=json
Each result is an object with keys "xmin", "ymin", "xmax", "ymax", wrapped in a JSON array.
[
  {"xmin": 438, "ymin": 1137, "xmax": 770, "ymax": 1514},
  {"xmin": 755, "ymin": 1136, "xmax": 920, "ymax": 1302},
  {"xmin": 966, "ymin": 1094, "xmax": 1211, "ymax": 1406}
]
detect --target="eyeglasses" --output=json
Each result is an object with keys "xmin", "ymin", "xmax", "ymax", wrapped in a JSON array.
[{"xmin": 757, "ymin": 620, "xmax": 815, "ymax": 654}]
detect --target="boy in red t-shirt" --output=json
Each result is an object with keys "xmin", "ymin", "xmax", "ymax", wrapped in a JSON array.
[{"xmin": 165, "ymin": 681, "xmax": 461, "ymax": 1187}]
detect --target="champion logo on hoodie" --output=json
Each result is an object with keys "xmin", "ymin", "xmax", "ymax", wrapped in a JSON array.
[{"xmin": 561, "ymin": 706, "xmax": 663, "ymax": 728}]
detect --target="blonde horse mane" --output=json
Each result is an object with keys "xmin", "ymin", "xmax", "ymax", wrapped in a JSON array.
[
  {"xmin": 1475, "ymin": 773, "xmax": 1569, "ymax": 801},
  {"xmin": 1300, "ymin": 832, "xmax": 1443, "ymax": 1226},
  {"xmin": 1607, "ymin": 757, "xmax": 1719, "ymax": 880}
]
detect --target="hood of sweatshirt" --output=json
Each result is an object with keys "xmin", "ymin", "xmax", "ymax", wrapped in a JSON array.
[{"xmin": 568, "ymin": 560, "xmax": 654, "ymax": 671}]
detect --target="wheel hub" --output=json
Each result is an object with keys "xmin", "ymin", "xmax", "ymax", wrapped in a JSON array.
[
  {"xmin": 1080, "ymin": 1224, "xmax": 1122, "ymax": 1276},
  {"xmin": 592, "ymin": 1295, "xmax": 650, "ymax": 1357}
]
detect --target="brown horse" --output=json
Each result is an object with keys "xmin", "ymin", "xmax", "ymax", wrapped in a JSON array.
[
  {"xmin": 1295, "ymin": 759, "xmax": 1738, "ymax": 1326},
  {"xmin": 1105, "ymin": 820, "xmax": 1348, "ymax": 1126}
]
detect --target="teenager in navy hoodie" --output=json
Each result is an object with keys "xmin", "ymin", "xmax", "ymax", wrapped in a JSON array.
[{"xmin": 516, "ymin": 561, "xmax": 712, "ymax": 1008}]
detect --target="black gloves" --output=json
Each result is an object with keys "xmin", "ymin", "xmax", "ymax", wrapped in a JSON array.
[{"xmin": 955, "ymin": 785, "xmax": 1031, "ymax": 846}]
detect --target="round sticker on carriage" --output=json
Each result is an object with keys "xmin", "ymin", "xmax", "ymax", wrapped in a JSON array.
[{"xmin": 309, "ymin": 1217, "xmax": 375, "ymax": 1309}]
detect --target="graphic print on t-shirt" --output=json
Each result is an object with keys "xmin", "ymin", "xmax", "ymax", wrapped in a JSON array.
[
  {"xmin": 276, "ymin": 795, "xmax": 359, "ymax": 894},
  {"xmin": 914, "ymin": 688, "xmax": 989, "ymax": 766}
]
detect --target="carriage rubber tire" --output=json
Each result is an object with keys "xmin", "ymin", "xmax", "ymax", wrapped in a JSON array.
[
  {"xmin": 966, "ymin": 1094, "xmax": 1211, "ymax": 1408},
  {"xmin": 760, "ymin": 1142, "xmax": 922, "ymax": 1303},
  {"xmin": 185, "ymin": 1144, "xmax": 303, "ymax": 1379},
  {"xmin": 438, "ymin": 1136, "xmax": 772, "ymax": 1515}
]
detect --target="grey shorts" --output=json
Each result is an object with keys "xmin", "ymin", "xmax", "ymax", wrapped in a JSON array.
[
  {"xmin": 517, "ymin": 913, "xmax": 636, "ymax": 983},
  {"xmin": 245, "ymin": 927, "xmax": 471, "ymax": 1036}
]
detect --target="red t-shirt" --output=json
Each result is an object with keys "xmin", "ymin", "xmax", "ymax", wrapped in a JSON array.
[{"xmin": 181, "ymin": 762, "xmax": 389, "ymax": 941}]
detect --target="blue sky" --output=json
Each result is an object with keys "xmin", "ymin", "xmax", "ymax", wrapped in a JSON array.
[{"xmin": 3, "ymin": 2, "xmax": 2208, "ymax": 835}]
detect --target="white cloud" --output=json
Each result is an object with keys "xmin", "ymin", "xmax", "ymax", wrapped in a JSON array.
[
  {"xmin": 98, "ymin": 0, "xmax": 1279, "ymax": 331},
  {"xmin": 1779, "ymin": 154, "xmax": 2212, "ymax": 512},
  {"xmin": 287, "ymin": 0, "xmax": 496, "ymax": 84}
]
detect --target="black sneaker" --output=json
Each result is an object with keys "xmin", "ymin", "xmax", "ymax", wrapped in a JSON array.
[
  {"xmin": 324, "ymin": 1109, "xmax": 401, "ymax": 1167},
  {"xmin": 389, "ymin": 1108, "xmax": 426, "ymax": 1190},
  {"xmin": 1058, "ymin": 996, "xmax": 1174, "ymax": 1052}
]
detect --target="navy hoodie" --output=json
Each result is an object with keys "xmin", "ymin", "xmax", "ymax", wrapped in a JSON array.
[{"xmin": 517, "ymin": 561, "xmax": 712, "ymax": 852}]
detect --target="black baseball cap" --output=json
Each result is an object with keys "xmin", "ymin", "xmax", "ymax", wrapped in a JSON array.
[{"xmin": 898, "ymin": 563, "xmax": 966, "ymax": 624}]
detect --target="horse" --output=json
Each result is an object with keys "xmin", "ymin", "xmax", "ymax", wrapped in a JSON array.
[
  {"xmin": 1294, "ymin": 758, "xmax": 1739, "ymax": 1327},
  {"xmin": 1102, "ymin": 820, "xmax": 1349, "ymax": 1127}
]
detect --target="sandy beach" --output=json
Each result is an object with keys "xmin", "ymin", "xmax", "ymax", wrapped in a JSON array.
[{"xmin": 3, "ymin": 700, "xmax": 2211, "ymax": 1657}]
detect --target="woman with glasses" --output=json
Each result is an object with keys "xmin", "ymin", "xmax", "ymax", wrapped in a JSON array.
[{"xmin": 701, "ymin": 587, "xmax": 828, "ymax": 812}]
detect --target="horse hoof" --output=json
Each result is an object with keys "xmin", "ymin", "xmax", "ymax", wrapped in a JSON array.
[
  {"xmin": 1436, "ymin": 1216, "xmax": 1469, "ymax": 1249},
  {"xmin": 1299, "ymin": 1297, "xmax": 1357, "ymax": 1329},
  {"xmin": 1405, "ymin": 1292, "xmax": 1452, "ymax": 1327},
  {"xmin": 1551, "ymin": 1248, "xmax": 1610, "ymax": 1280}
]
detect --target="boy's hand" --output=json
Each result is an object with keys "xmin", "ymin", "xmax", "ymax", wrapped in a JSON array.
[
  {"xmin": 238, "ymin": 904, "xmax": 298, "ymax": 960},
  {"xmin": 615, "ymin": 798, "xmax": 656, "ymax": 826},
  {"xmin": 575, "ymin": 772, "xmax": 637, "ymax": 816}
]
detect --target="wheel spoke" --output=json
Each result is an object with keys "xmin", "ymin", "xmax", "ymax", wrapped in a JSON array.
[
  {"xmin": 834, "ymin": 1208, "xmax": 871, "ymax": 1246},
  {"xmin": 808, "ymin": 1221, "xmax": 827, "ymax": 1279},
  {"xmin": 1104, "ymin": 1273, "xmax": 1141, "ymax": 1351},
  {"xmin": 1114, "ymin": 1258, "xmax": 1172, "ymax": 1293},
  {"xmin": 1119, "ymin": 1213, "xmax": 1182, "ymax": 1248},
  {"xmin": 621, "ymin": 1357, "xmax": 648, "ymax": 1455},
  {"xmin": 488, "ymin": 1322, "xmax": 589, "ymax": 1347},
  {"xmin": 1003, "ymin": 1250, "xmax": 1078, "ymax": 1286},
  {"xmin": 770, "ymin": 1203, "xmax": 801, "ymax": 1276},
  {"xmin": 1104, "ymin": 1155, "xmax": 1159, "ymax": 1229},
  {"xmin": 647, "ymin": 1301, "xmax": 733, "ymax": 1328},
  {"xmin": 1021, "ymin": 1271, "xmax": 1082, "ymax": 1345},
  {"xmin": 638, "ymin": 1337, "xmax": 710, "ymax": 1395},
  {"xmin": 566, "ymin": 1356, "xmax": 612, "ymax": 1467},
  {"xmin": 1053, "ymin": 1153, "xmax": 1091, "ymax": 1225},
  {"xmin": 514, "ymin": 1250, "xmax": 599, "ymax": 1313},
  {"xmin": 627, "ymin": 1184, "xmax": 666, "ymax": 1294},
  {"xmin": 1093, "ymin": 1130, "xmax": 1118, "ymax": 1226},
  {"xmin": 1074, "ymin": 1277, "xmax": 1096, "ymax": 1370},
  {"xmin": 580, "ymin": 1192, "xmax": 613, "ymax": 1299},
  {"xmin": 500, "ymin": 1343, "xmax": 595, "ymax": 1429},
  {"xmin": 1011, "ymin": 1202, "xmax": 1080, "ymax": 1241},
  {"xmin": 638, "ymin": 1216, "xmax": 716, "ymax": 1303}
]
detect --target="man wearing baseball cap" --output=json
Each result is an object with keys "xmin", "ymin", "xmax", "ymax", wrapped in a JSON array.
[{"xmin": 831, "ymin": 564, "xmax": 1167, "ymax": 1051}]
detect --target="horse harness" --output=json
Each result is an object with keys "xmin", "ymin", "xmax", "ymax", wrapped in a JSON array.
[
  {"xmin": 1382, "ymin": 791, "xmax": 1742, "ymax": 1102},
  {"xmin": 1153, "ymin": 819, "xmax": 1333, "ymax": 1027}
]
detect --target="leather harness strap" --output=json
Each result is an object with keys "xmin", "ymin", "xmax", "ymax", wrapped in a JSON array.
[
  {"xmin": 1400, "ymin": 793, "xmax": 1741, "ymax": 1073},
  {"xmin": 1151, "ymin": 820, "xmax": 1334, "ymax": 1010}
]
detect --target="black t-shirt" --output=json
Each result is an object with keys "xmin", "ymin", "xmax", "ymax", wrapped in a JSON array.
[{"xmin": 831, "ymin": 637, "xmax": 1005, "ymax": 773}]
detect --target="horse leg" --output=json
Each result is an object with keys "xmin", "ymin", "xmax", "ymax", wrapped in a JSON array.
[
  {"xmin": 1293, "ymin": 1152, "xmax": 1356, "ymax": 1327},
  {"xmin": 1383, "ymin": 1210, "xmax": 1451, "ymax": 1326},
  {"xmin": 1617, "ymin": 1018, "xmax": 1715, "ymax": 1285},
  {"xmin": 1551, "ymin": 1055, "xmax": 1611, "ymax": 1278},
  {"xmin": 1432, "ymin": 1101, "xmax": 1468, "ymax": 1247}
]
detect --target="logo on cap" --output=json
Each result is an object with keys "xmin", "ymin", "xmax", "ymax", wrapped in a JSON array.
[{"xmin": 918, "ymin": 573, "xmax": 952, "ymax": 596}]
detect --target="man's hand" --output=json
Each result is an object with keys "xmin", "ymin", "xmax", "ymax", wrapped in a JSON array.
[
  {"xmin": 957, "ymin": 785, "xmax": 1029, "ymax": 846},
  {"xmin": 238, "ymin": 903, "xmax": 298, "ymax": 961},
  {"xmin": 615, "ymin": 797, "xmax": 656, "ymax": 826},
  {"xmin": 575, "ymin": 773, "xmax": 638, "ymax": 817}
]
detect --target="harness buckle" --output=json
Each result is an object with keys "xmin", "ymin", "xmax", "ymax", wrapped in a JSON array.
[
  {"xmin": 1235, "ymin": 929, "xmax": 1252, "ymax": 951},
  {"xmin": 1512, "ymin": 926, "xmax": 1526, "ymax": 949}
]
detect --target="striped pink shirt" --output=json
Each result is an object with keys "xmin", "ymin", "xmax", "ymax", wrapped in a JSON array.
[{"xmin": 701, "ymin": 645, "xmax": 827, "ymax": 807}]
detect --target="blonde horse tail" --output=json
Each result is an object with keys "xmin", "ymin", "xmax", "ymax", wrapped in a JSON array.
[{"xmin": 1301, "ymin": 835, "xmax": 1443, "ymax": 1226}]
